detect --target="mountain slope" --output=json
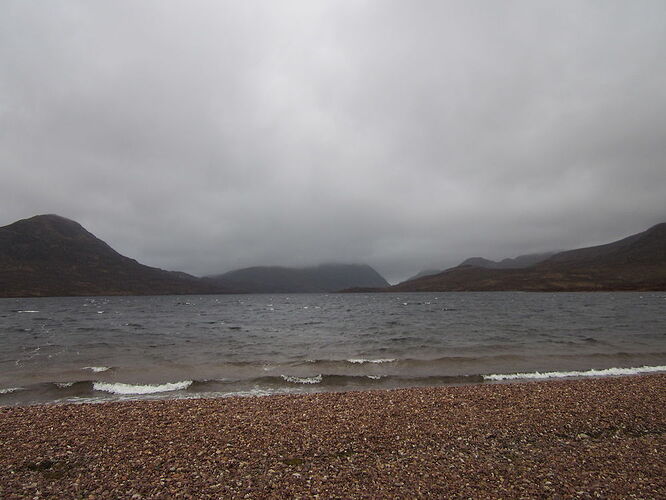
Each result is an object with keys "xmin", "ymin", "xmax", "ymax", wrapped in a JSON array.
[
  {"xmin": 206, "ymin": 264, "xmax": 389, "ymax": 293},
  {"xmin": 390, "ymin": 223, "xmax": 666, "ymax": 292},
  {"xmin": 406, "ymin": 252, "xmax": 556, "ymax": 283},
  {"xmin": 0, "ymin": 214, "xmax": 223, "ymax": 297},
  {"xmin": 459, "ymin": 252, "xmax": 556, "ymax": 269},
  {"xmin": 405, "ymin": 269, "xmax": 442, "ymax": 282}
]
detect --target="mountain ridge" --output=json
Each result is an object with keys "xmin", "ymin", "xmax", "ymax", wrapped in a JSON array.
[
  {"xmin": 0, "ymin": 215, "xmax": 390, "ymax": 297},
  {"xmin": 385, "ymin": 222, "xmax": 666, "ymax": 292},
  {"xmin": 459, "ymin": 251, "xmax": 557, "ymax": 270},
  {"xmin": 408, "ymin": 251, "xmax": 558, "ymax": 282}
]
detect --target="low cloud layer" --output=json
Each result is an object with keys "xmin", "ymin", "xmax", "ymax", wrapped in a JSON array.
[{"xmin": 2, "ymin": 1, "xmax": 665, "ymax": 282}]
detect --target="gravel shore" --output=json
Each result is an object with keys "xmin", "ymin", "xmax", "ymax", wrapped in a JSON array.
[{"xmin": 1, "ymin": 374, "xmax": 665, "ymax": 498}]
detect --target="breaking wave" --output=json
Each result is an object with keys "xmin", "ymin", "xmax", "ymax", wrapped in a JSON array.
[
  {"xmin": 0, "ymin": 387, "xmax": 24, "ymax": 394},
  {"xmin": 484, "ymin": 365, "xmax": 666, "ymax": 381},
  {"xmin": 83, "ymin": 366, "xmax": 111, "ymax": 373},
  {"xmin": 346, "ymin": 358, "xmax": 396, "ymax": 364},
  {"xmin": 281, "ymin": 374, "xmax": 323, "ymax": 384},
  {"xmin": 92, "ymin": 381, "xmax": 193, "ymax": 395}
]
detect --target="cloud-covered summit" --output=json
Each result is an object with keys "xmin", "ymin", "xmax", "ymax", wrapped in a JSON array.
[{"xmin": 2, "ymin": 1, "xmax": 665, "ymax": 282}]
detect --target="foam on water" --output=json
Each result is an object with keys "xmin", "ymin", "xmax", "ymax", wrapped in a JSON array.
[
  {"xmin": 55, "ymin": 382, "xmax": 75, "ymax": 388},
  {"xmin": 0, "ymin": 387, "xmax": 23, "ymax": 394},
  {"xmin": 281, "ymin": 374, "xmax": 323, "ymax": 384},
  {"xmin": 17, "ymin": 310, "xmax": 39, "ymax": 313},
  {"xmin": 3, "ymin": 292, "xmax": 666, "ymax": 406},
  {"xmin": 93, "ymin": 381, "xmax": 193, "ymax": 395},
  {"xmin": 83, "ymin": 366, "xmax": 110, "ymax": 373},
  {"xmin": 484, "ymin": 365, "xmax": 666, "ymax": 381},
  {"xmin": 347, "ymin": 358, "xmax": 396, "ymax": 364},
  {"xmin": 220, "ymin": 387, "xmax": 303, "ymax": 398}
]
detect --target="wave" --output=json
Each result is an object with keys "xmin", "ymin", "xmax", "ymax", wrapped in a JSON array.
[
  {"xmin": 277, "ymin": 373, "xmax": 481, "ymax": 386},
  {"xmin": 16, "ymin": 310, "xmax": 39, "ymax": 313},
  {"xmin": 0, "ymin": 387, "xmax": 24, "ymax": 394},
  {"xmin": 484, "ymin": 365, "xmax": 666, "ymax": 381},
  {"xmin": 3, "ymin": 364, "xmax": 665, "ymax": 406},
  {"xmin": 83, "ymin": 366, "xmax": 111, "ymax": 373},
  {"xmin": 92, "ymin": 381, "xmax": 193, "ymax": 395},
  {"xmin": 346, "ymin": 358, "xmax": 396, "ymax": 364},
  {"xmin": 281, "ymin": 374, "xmax": 323, "ymax": 384}
]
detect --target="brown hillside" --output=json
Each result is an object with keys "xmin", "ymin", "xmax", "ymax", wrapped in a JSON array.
[
  {"xmin": 0, "ymin": 215, "xmax": 224, "ymax": 297},
  {"xmin": 390, "ymin": 223, "xmax": 666, "ymax": 292}
]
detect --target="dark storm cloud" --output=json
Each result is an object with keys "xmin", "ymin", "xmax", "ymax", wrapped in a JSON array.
[{"xmin": 1, "ymin": 1, "xmax": 665, "ymax": 283}]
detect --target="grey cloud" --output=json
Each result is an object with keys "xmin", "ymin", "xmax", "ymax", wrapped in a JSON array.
[{"xmin": 1, "ymin": 1, "xmax": 665, "ymax": 283}]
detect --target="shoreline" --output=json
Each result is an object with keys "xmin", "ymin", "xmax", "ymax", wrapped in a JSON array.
[
  {"xmin": 3, "ymin": 364, "xmax": 665, "ymax": 409},
  {"xmin": 1, "ymin": 373, "xmax": 664, "ymax": 498}
]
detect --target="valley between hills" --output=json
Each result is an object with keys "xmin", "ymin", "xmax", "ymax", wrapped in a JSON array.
[{"xmin": 1, "ymin": 214, "xmax": 664, "ymax": 297}]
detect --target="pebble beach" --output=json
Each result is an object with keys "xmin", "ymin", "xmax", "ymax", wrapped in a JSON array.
[{"xmin": 1, "ymin": 374, "xmax": 665, "ymax": 499}]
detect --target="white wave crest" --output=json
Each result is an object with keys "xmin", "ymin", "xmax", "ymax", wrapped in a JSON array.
[
  {"xmin": 281, "ymin": 374, "xmax": 322, "ymax": 384},
  {"xmin": 0, "ymin": 387, "xmax": 23, "ymax": 394},
  {"xmin": 93, "ymin": 381, "xmax": 193, "ymax": 395},
  {"xmin": 56, "ymin": 382, "xmax": 75, "ymax": 388},
  {"xmin": 83, "ymin": 366, "xmax": 110, "ymax": 373},
  {"xmin": 347, "ymin": 358, "xmax": 396, "ymax": 364},
  {"xmin": 484, "ymin": 365, "xmax": 666, "ymax": 381},
  {"xmin": 222, "ymin": 387, "xmax": 302, "ymax": 398},
  {"xmin": 367, "ymin": 375, "xmax": 382, "ymax": 380},
  {"xmin": 17, "ymin": 310, "xmax": 39, "ymax": 313}
]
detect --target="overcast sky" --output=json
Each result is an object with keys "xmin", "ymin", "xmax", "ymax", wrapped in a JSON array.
[{"xmin": 1, "ymin": 1, "xmax": 665, "ymax": 283}]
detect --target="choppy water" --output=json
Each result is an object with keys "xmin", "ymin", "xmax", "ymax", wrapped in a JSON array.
[{"xmin": 1, "ymin": 292, "xmax": 665, "ymax": 405}]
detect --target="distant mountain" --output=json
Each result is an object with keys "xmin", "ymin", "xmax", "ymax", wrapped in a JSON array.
[
  {"xmin": 383, "ymin": 222, "xmax": 666, "ymax": 292},
  {"xmin": 205, "ymin": 264, "xmax": 389, "ymax": 293},
  {"xmin": 406, "ymin": 252, "xmax": 555, "ymax": 283},
  {"xmin": 405, "ymin": 269, "xmax": 442, "ymax": 282},
  {"xmin": 458, "ymin": 251, "xmax": 556, "ymax": 269},
  {"xmin": 0, "ymin": 214, "xmax": 225, "ymax": 297}
]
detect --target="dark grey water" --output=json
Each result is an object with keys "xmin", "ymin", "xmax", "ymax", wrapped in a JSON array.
[{"xmin": 1, "ymin": 292, "xmax": 665, "ymax": 405}]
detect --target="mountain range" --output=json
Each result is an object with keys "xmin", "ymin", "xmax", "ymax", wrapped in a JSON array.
[
  {"xmin": 1, "ymin": 214, "xmax": 664, "ymax": 297},
  {"xmin": 407, "ymin": 252, "xmax": 557, "ymax": 281},
  {"xmin": 458, "ymin": 251, "xmax": 557, "ymax": 270},
  {"xmin": 0, "ymin": 215, "xmax": 388, "ymax": 297},
  {"xmin": 387, "ymin": 222, "xmax": 666, "ymax": 292}
]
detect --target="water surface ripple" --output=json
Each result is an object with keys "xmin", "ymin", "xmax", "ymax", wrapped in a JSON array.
[{"xmin": 1, "ymin": 292, "xmax": 665, "ymax": 405}]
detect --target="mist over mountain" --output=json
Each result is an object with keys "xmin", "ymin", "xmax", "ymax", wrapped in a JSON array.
[
  {"xmin": 2, "ymin": 214, "xmax": 664, "ymax": 297},
  {"xmin": 0, "ymin": 215, "xmax": 389, "ymax": 297},
  {"xmin": 205, "ymin": 264, "xmax": 389, "ymax": 293},
  {"xmin": 2, "ymin": 3, "xmax": 665, "ymax": 284}
]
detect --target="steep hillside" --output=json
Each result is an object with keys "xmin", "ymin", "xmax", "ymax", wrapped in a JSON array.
[{"xmin": 0, "ymin": 215, "xmax": 224, "ymax": 297}]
